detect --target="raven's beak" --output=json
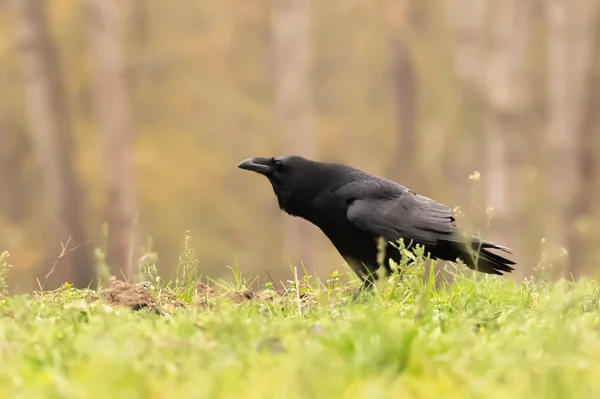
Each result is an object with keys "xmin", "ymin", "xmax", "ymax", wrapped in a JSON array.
[{"xmin": 237, "ymin": 157, "xmax": 273, "ymax": 175}]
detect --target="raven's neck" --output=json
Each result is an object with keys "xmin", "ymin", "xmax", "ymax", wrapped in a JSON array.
[
  {"xmin": 272, "ymin": 175, "xmax": 355, "ymax": 222},
  {"xmin": 272, "ymin": 184, "xmax": 311, "ymax": 218}
]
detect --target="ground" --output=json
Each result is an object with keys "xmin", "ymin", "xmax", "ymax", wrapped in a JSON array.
[{"xmin": 1, "ymin": 261, "xmax": 600, "ymax": 399}]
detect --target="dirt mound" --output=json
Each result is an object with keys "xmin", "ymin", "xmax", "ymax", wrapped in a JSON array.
[
  {"xmin": 194, "ymin": 282, "xmax": 255, "ymax": 308},
  {"xmin": 100, "ymin": 280, "xmax": 161, "ymax": 314},
  {"xmin": 228, "ymin": 289, "xmax": 255, "ymax": 303},
  {"xmin": 192, "ymin": 281, "xmax": 322, "ymax": 310}
]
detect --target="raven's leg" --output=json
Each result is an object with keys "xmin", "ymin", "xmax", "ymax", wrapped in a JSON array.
[
  {"xmin": 344, "ymin": 259, "xmax": 379, "ymax": 302},
  {"xmin": 350, "ymin": 269, "xmax": 379, "ymax": 302},
  {"xmin": 382, "ymin": 260, "xmax": 394, "ymax": 277}
]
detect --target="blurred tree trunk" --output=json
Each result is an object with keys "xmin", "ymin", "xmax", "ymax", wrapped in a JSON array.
[
  {"xmin": 565, "ymin": 2, "xmax": 600, "ymax": 277},
  {"xmin": 127, "ymin": 0, "xmax": 148, "ymax": 97},
  {"xmin": 383, "ymin": 0, "xmax": 419, "ymax": 188},
  {"xmin": 445, "ymin": 0, "xmax": 487, "ymax": 87},
  {"xmin": 272, "ymin": 0, "xmax": 317, "ymax": 270},
  {"xmin": 481, "ymin": 1, "xmax": 532, "ymax": 252},
  {"xmin": 445, "ymin": 0, "xmax": 490, "ymax": 227},
  {"xmin": 0, "ymin": 122, "xmax": 31, "ymax": 222},
  {"xmin": 545, "ymin": 0, "xmax": 596, "ymax": 274},
  {"xmin": 87, "ymin": 0, "xmax": 137, "ymax": 282},
  {"xmin": 12, "ymin": 0, "xmax": 93, "ymax": 288},
  {"xmin": 445, "ymin": 0, "xmax": 488, "ymax": 224},
  {"xmin": 447, "ymin": 0, "xmax": 531, "ymax": 268}
]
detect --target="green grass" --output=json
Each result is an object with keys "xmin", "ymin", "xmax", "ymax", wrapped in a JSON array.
[{"xmin": 1, "ymin": 243, "xmax": 600, "ymax": 399}]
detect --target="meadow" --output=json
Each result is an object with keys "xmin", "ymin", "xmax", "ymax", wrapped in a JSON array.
[{"xmin": 0, "ymin": 241, "xmax": 599, "ymax": 399}]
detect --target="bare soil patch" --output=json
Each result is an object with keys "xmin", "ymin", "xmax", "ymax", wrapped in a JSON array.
[{"xmin": 100, "ymin": 280, "xmax": 161, "ymax": 314}]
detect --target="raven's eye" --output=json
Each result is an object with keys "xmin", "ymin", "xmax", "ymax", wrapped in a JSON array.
[{"xmin": 274, "ymin": 160, "xmax": 284, "ymax": 171}]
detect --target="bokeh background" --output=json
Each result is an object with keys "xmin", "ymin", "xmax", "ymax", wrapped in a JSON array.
[{"xmin": 0, "ymin": 0, "xmax": 599, "ymax": 292}]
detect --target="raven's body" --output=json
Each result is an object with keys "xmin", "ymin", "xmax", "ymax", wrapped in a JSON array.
[{"xmin": 238, "ymin": 156, "xmax": 515, "ymax": 296}]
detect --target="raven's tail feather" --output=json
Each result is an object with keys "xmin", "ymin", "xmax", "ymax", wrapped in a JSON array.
[
  {"xmin": 459, "ymin": 239, "xmax": 516, "ymax": 275},
  {"xmin": 433, "ymin": 236, "xmax": 516, "ymax": 275}
]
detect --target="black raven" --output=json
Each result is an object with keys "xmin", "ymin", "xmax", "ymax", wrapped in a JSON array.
[{"xmin": 238, "ymin": 156, "xmax": 515, "ymax": 298}]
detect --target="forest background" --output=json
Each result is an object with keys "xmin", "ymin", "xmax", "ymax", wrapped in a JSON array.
[{"xmin": 0, "ymin": 0, "xmax": 599, "ymax": 291}]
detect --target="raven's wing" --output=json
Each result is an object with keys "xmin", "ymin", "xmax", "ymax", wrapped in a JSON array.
[
  {"xmin": 346, "ymin": 187, "xmax": 455, "ymax": 247},
  {"xmin": 344, "ymin": 182, "xmax": 515, "ymax": 274}
]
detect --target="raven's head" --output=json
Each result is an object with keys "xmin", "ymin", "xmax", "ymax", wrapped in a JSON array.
[
  {"xmin": 238, "ymin": 155, "xmax": 335, "ymax": 217},
  {"xmin": 237, "ymin": 156, "xmax": 290, "ymax": 177}
]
